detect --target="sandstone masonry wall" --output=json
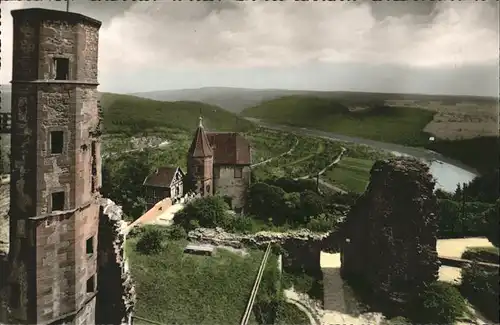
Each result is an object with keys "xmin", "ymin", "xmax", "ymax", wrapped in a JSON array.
[{"xmin": 96, "ymin": 198, "xmax": 135, "ymax": 325}]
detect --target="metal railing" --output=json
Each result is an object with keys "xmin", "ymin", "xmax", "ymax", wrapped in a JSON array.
[{"xmin": 240, "ymin": 243, "xmax": 272, "ymax": 325}]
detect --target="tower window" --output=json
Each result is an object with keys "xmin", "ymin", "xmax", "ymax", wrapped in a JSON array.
[
  {"xmin": 86, "ymin": 236, "xmax": 94, "ymax": 257},
  {"xmin": 51, "ymin": 191, "xmax": 65, "ymax": 211},
  {"xmin": 86, "ymin": 275, "xmax": 95, "ymax": 293},
  {"xmin": 54, "ymin": 58, "xmax": 69, "ymax": 80},
  {"xmin": 50, "ymin": 131, "xmax": 64, "ymax": 154}
]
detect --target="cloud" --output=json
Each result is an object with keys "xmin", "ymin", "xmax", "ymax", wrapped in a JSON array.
[
  {"xmin": 97, "ymin": 0, "xmax": 498, "ymax": 70},
  {"xmin": 0, "ymin": 0, "xmax": 498, "ymax": 95}
]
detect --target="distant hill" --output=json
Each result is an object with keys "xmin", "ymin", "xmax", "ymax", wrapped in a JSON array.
[
  {"xmin": 131, "ymin": 87, "xmax": 497, "ymax": 114},
  {"xmin": 131, "ymin": 87, "xmax": 325, "ymax": 113},
  {"xmin": 100, "ymin": 93, "xmax": 254, "ymax": 134},
  {"xmin": 241, "ymin": 95, "xmax": 435, "ymax": 146},
  {"xmin": 0, "ymin": 87, "xmax": 254, "ymax": 134}
]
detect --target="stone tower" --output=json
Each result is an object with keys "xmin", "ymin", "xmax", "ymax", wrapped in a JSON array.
[
  {"xmin": 6, "ymin": 8, "xmax": 102, "ymax": 324},
  {"xmin": 187, "ymin": 117, "xmax": 214, "ymax": 197}
]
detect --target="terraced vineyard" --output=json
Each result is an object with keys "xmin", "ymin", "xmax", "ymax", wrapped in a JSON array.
[
  {"xmin": 252, "ymin": 134, "xmax": 343, "ymax": 181},
  {"xmin": 245, "ymin": 128, "xmax": 298, "ymax": 164}
]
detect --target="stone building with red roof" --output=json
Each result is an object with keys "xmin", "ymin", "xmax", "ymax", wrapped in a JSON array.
[{"xmin": 186, "ymin": 117, "xmax": 252, "ymax": 212}]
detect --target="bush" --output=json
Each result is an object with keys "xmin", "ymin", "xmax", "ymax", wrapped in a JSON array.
[
  {"xmin": 306, "ymin": 213, "xmax": 337, "ymax": 232},
  {"xmin": 412, "ymin": 281, "xmax": 466, "ymax": 325},
  {"xmin": 437, "ymin": 199, "xmax": 492, "ymax": 238},
  {"xmin": 222, "ymin": 213, "xmax": 256, "ymax": 233},
  {"xmin": 461, "ymin": 247, "xmax": 499, "ymax": 264},
  {"xmin": 167, "ymin": 224, "xmax": 187, "ymax": 240},
  {"xmin": 136, "ymin": 227, "xmax": 164, "ymax": 254},
  {"xmin": 461, "ymin": 262, "xmax": 499, "ymax": 322},
  {"xmin": 173, "ymin": 196, "xmax": 229, "ymax": 231}
]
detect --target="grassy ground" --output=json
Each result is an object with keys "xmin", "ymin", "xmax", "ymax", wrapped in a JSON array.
[
  {"xmin": 275, "ymin": 302, "xmax": 310, "ymax": 325},
  {"xmin": 127, "ymin": 238, "xmax": 271, "ymax": 324},
  {"xmin": 242, "ymin": 96, "xmax": 434, "ymax": 146},
  {"xmin": 324, "ymin": 157, "xmax": 374, "ymax": 193}
]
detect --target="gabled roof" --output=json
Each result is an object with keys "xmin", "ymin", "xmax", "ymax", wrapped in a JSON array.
[
  {"xmin": 187, "ymin": 117, "xmax": 213, "ymax": 158},
  {"xmin": 206, "ymin": 132, "xmax": 251, "ymax": 166},
  {"xmin": 143, "ymin": 166, "xmax": 184, "ymax": 188}
]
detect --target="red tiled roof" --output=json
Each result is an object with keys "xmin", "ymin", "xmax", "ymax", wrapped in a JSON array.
[
  {"xmin": 143, "ymin": 166, "xmax": 184, "ymax": 188},
  {"xmin": 206, "ymin": 132, "xmax": 251, "ymax": 165}
]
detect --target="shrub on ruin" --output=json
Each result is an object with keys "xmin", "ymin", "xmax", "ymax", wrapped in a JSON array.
[
  {"xmin": 136, "ymin": 227, "xmax": 164, "ymax": 254},
  {"xmin": 412, "ymin": 281, "xmax": 466, "ymax": 325},
  {"xmin": 461, "ymin": 262, "xmax": 499, "ymax": 322}
]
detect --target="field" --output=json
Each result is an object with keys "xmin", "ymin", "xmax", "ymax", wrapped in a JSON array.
[
  {"xmin": 126, "ymin": 237, "xmax": 284, "ymax": 325},
  {"xmin": 325, "ymin": 157, "xmax": 374, "ymax": 193}
]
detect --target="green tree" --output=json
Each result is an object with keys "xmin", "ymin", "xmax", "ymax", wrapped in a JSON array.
[
  {"xmin": 484, "ymin": 199, "xmax": 499, "ymax": 247},
  {"xmin": 101, "ymin": 149, "xmax": 154, "ymax": 219},
  {"xmin": 247, "ymin": 183, "xmax": 287, "ymax": 222},
  {"xmin": 173, "ymin": 196, "xmax": 229, "ymax": 231}
]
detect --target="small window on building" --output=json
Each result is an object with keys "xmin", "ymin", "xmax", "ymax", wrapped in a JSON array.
[
  {"xmin": 86, "ymin": 275, "xmax": 95, "ymax": 293},
  {"xmin": 51, "ymin": 191, "xmax": 65, "ymax": 211},
  {"xmin": 50, "ymin": 131, "xmax": 64, "ymax": 154},
  {"xmin": 54, "ymin": 58, "xmax": 69, "ymax": 80},
  {"xmin": 234, "ymin": 167, "xmax": 243, "ymax": 179},
  {"xmin": 214, "ymin": 166, "xmax": 220, "ymax": 179},
  {"xmin": 206, "ymin": 184, "xmax": 211, "ymax": 194},
  {"xmin": 194, "ymin": 165, "xmax": 201, "ymax": 175},
  {"xmin": 86, "ymin": 236, "xmax": 94, "ymax": 257},
  {"xmin": 9, "ymin": 283, "xmax": 20, "ymax": 309}
]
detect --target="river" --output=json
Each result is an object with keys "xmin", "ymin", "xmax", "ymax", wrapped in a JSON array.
[{"xmin": 246, "ymin": 118, "xmax": 478, "ymax": 193}]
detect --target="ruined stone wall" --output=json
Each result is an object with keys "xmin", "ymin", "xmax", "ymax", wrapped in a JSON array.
[
  {"xmin": 188, "ymin": 227, "xmax": 332, "ymax": 274},
  {"xmin": 96, "ymin": 198, "xmax": 135, "ymax": 325},
  {"xmin": 214, "ymin": 165, "xmax": 251, "ymax": 210},
  {"xmin": 341, "ymin": 157, "xmax": 439, "ymax": 312}
]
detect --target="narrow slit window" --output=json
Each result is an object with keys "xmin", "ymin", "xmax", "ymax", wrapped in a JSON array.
[
  {"xmin": 54, "ymin": 58, "xmax": 69, "ymax": 80},
  {"xmin": 234, "ymin": 167, "xmax": 242, "ymax": 179},
  {"xmin": 86, "ymin": 236, "xmax": 94, "ymax": 257},
  {"xmin": 86, "ymin": 275, "xmax": 95, "ymax": 293},
  {"xmin": 51, "ymin": 191, "xmax": 65, "ymax": 211},
  {"xmin": 50, "ymin": 131, "xmax": 64, "ymax": 154}
]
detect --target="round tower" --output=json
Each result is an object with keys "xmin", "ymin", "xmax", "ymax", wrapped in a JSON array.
[{"xmin": 7, "ymin": 8, "xmax": 102, "ymax": 325}]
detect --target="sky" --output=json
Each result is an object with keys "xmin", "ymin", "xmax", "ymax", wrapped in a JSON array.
[{"xmin": 1, "ymin": 0, "xmax": 499, "ymax": 96}]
